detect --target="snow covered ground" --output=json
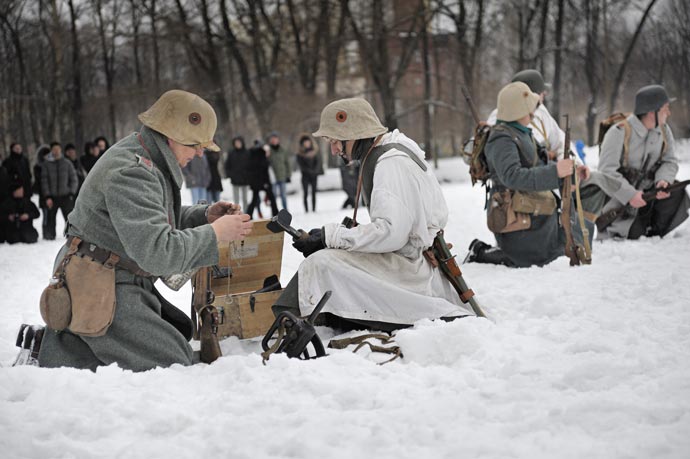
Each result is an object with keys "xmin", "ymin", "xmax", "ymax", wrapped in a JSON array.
[{"xmin": 1, "ymin": 145, "xmax": 690, "ymax": 459}]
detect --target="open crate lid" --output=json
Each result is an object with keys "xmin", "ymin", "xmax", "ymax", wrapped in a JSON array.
[{"xmin": 211, "ymin": 219, "xmax": 285, "ymax": 296}]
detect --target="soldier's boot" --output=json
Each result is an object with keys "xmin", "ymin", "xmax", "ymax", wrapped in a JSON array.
[
  {"xmin": 464, "ymin": 239, "xmax": 516, "ymax": 267},
  {"xmin": 13, "ymin": 324, "xmax": 45, "ymax": 367},
  {"xmin": 198, "ymin": 307, "xmax": 222, "ymax": 364}
]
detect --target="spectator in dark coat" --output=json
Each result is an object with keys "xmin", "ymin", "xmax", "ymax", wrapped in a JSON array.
[
  {"xmin": 340, "ymin": 161, "xmax": 359, "ymax": 209},
  {"xmin": 182, "ymin": 153, "xmax": 211, "ymax": 204},
  {"xmin": 224, "ymin": 136, "xmax": 250, "ymax": 210},
  {"xmin": 0, "ymin": 178, "xmax": 40, "ymax": 244},
  {"xmin": 41, "ymin": 142, "xmax": 78, "ymax": 240},
  {"xmin": 0, "ymin": 165, "xmax": 9, "ymax": 243},
  {"xmin": 64, "ymin": 143, "xmax": 86, "ymax": 195},
  {"xmin": 296, "ymin": 134, "xmax": 323, "ymax": 213},
  {"xmin": 33, "ymin": 145, "xmax": 51, "ymax": 237},
  {"xmin": 205, "ymin": 149, "xmax": 223, "ymax": 203},
  {"xmin": 3, "ymin": 142, "xmax": 33, "ymax": 198},
  {"xmin": 80, "ymin": 142, "xmax": 101, "ymax": 174},
  {"xmin": 246, "ymin": 140, "xmax": 278, "ymax": 219},
  {"xmin": 95, "ymin": 136, "xmax": 110, "ymax": 156}
]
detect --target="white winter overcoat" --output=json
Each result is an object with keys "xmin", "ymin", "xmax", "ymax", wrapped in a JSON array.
[{"xmin": 297, "ymin": 130, "xmax": 474, "ymax": 325}]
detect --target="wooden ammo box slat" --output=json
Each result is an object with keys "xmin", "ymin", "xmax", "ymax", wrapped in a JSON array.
[{"xmin": 205, "ymin": 219, "xmax": 285, "ymax": 340}]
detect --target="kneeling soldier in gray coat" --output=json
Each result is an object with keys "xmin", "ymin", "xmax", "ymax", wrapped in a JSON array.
[
  {"xmin": 588, "ymin": 85, "xmax": 689, "ymax": 239},
  {"xmin": 35, "ymin": 90, "xmax": 253, "ymax": 371},
  {"xmin": 466, "ymin": 82, "xmax": 591, "ymax": 267}
]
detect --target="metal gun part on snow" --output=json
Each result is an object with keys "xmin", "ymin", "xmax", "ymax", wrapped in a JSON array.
[
  {"xmin": 595, "ymin": 179, "xmax": 690, "ymax": 232},
  {"xmin": 267, "ymin": 209, "xmax": 310, "ymax": 240},
  {"xmin": 261, "ymin": 290, "xmax": 332, "ymax": 362}
]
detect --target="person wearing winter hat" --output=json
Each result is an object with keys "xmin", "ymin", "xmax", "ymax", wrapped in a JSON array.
[
  {"xmin": 28, "ymin": 89, "xmax": 253, "ymax": 372},
  {"xmin": 594, "ymin": 84, "xmax": 689, "ymax": 239},
  {"xmin": 272, "ymin": 98, "xmax": 476, "ymax": 332},
  {"xmin": 466, "ymin": 82, "xmax": 590, "ymax": 267},
  {"xmin": 487, "ymin": 69, "xmax": 572, "ymax": 162}
]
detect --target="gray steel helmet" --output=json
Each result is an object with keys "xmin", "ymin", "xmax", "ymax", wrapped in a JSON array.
[
  {"xmin": 511, "ymin": 69, "xmax": 548, "ymax": 94},
  {"xmin": 634, "ymin": 85, "xmax": 675, "ymax": 114},
  {"xmin": 312, "ymin": 98, "xmax": 387, "ymax": 141}
]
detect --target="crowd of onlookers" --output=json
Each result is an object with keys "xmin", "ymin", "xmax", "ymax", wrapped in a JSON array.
[
  {"xmin": 1, "ymin": 131, "xmax": 359, "ymax": 245},
  {"xmin": 0, "ymin": 137, "xmax": 109, "ymax": 245}
]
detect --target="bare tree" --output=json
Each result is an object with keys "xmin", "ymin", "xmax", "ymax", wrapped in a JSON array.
[
  {"xmin": 92, "ymin": 0, "xmax": 122, "ymax": 141},
  {"xmin": 219, "ymin": 0, "xmax": 283, "ymax": 133},
  {"xmin": 68, "ymin": 0, "xmax": 84, "ymax": 148},
  {"xmin": 607, "ymin": 0, "xmax": 658, "ymax": 112},
  {"xmin": 0, "ymin": 0, "xmax": 42, "ymax": 144},
  {"xmin": 345, "ymin": 0, "xmax": 425, "ymax": 129},
  {"xmin": 173, "ymin": 0, "xmax": 232, "ymax": 136}
]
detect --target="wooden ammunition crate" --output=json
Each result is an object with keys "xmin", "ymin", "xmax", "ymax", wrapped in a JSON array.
[{"xmin": 194, "ymin": 219, "xmax": 285, "ymax": 340}]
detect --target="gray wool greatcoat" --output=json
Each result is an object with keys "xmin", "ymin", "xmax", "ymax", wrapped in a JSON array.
[
  {"xmin": 38, "ymin": 126, "xmax": 219, "ymax": 372},
  {"xmin": 594, "ymin": 114, "xmax": 688, "ymax": 238},
  {"xmin": 485, "ymin": 122, "xmax": 589, "ymax": 267}
]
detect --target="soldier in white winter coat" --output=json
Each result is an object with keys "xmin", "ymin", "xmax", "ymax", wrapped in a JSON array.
[{"xmin": 273, "ymin": 98, "xmax": 474, "ymax": 331}]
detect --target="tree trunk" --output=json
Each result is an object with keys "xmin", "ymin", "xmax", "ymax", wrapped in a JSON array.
[
  {"xmin": 552, "ymin": 0, "xmax": 565, "ymax": 122},
  {"xmin": 130, "ymin": 0, "xmax": 143, "ymax": 86},
  {"xmin": 420, "ymin": 1, "xmax": 433, "ymax": 164},
  {"xmin": 68, "ymin": 0, "xmax": 84, "ymax": 149},
  {"xmin": 607, "ymin": 0, "xmax": 658, "ymax": 112}
]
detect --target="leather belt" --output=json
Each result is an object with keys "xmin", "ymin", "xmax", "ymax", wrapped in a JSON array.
[{"xmin": 66, "ymin": 236, "xmax": 153, "ymax": 278}]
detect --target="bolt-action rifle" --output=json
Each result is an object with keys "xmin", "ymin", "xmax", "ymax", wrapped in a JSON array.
[
  {"xmin": 429, "ymin": 230, "xmax": 486, "ymax": 318},
  {"xmin": 561, "ymin": 115, "xmax": 591, "ymax": 266},
  {"xmin": 596, "ymin": 179, "xmax": 690, "ymax": 232}
]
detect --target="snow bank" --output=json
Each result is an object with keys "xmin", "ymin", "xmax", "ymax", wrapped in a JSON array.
[{"xmin": 1, "ymin": 152, "xmax": 689, "ymax": 458}]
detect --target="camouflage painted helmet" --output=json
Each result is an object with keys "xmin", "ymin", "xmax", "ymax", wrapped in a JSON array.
[
  {"xmin": 634, "ymin": 85, "xmax": 675, "ymax": 115},
  {"xmin": 312, "ymin": 98, "xmax": 387, "ymax": 141},
  {"xmin": 139, "ymin": 90, "xmax": 220, "ymax": 151},
  {"xmin": 496, "ymin": 82, "xmax": 540, "ymax": 122}
]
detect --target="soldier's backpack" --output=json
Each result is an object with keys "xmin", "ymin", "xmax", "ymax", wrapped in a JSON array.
[{"xmin": 463, "ymin": 124, "xmax": 492, "ymax": 186}]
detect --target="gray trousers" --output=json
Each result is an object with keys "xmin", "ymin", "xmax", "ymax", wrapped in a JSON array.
[{"xmin": 38, "ymin": 258, "xmax": 195, "ymax": 372}]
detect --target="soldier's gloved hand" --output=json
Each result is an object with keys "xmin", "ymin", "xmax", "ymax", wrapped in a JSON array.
[
  {"xmin": 292, "ymin": 228, "xmax": 326, "ymax": 258},
  {"xmin": 207, "ymin": 201, "xmax": 242, "ymax": 223}
]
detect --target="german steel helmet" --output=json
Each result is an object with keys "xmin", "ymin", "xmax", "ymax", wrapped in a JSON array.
[
  {"xmin": 511, "ymin": 69, "xmax": 549, "ymax": 94},
  {"xmin": 496, "ymin": 82, "xmax": 540, "ymax": 122},
  {"xmin": 312, "ymin": 98, "xmax": 387, "ymax": 141},
  {"xmin": 634, "ymin": 85, "xmax": 675, "ymax": 115},
  {"xmin": 139, "ymin": 90, "xmax": 220, "ymax": 151}
]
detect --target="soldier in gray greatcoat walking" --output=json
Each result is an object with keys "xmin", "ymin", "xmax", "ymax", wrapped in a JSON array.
[{"xmin": 31, "ymin": 90, "xmax": 253, "ymax": 371}]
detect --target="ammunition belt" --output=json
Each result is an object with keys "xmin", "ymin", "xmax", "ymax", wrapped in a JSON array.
[{"xmin": 66, "ymin": 236, "xmax": 153, "ymax": 278}]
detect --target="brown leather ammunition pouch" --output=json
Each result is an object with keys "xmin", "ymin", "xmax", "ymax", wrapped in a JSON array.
[
  {"xmin": 40, "ymin": 237, "xmax": 119, "ymax": 337},
  {"xmin": 487, "ymin": 190, "xmax": 531, "ymax": 234},
  {"xmin": 511, "ymin": 190, "xmax": 557, "ymax": 216}
]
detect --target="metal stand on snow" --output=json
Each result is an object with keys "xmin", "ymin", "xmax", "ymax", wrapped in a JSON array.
[{"xmin": 261, "ymin": 291, "xmax": 332, "ymax": 363}]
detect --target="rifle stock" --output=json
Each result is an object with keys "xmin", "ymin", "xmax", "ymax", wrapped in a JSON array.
[
  {"xmin": 561, "ymin": 115, "xmax": 584, "ymax": 266},
  {"xmin": 596, "ymin": 179, "xmax": 690, "ymax": 232}
]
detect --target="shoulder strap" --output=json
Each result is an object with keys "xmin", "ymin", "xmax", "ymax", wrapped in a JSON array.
[
  {"xmin": 492, "ymin": 124, "xmax": 535, "ymax": 166},
  {"xmin": 619, "ymin": 120, "xmax": 632, "ymax": 168},
  {"xmin": 360, "ymin": 142, "xmax": 427, "ymax": 206},
  {"xmin": 659, "ymin": 123, "xmax": 668, "ymax": 159}
]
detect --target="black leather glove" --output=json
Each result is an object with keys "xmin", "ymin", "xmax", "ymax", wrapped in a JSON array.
[{"xmin": 292, "ymin": 228, "xmax": 326, "ymax": 258}]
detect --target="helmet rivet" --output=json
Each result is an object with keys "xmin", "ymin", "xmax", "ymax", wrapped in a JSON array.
[
  {"xmin": 189, "ymin": 112, "xmax": 202, "ymax": 125},
  {"xmin": 336, "ymin": 111, "xmax": 347, "ymax": 123}
]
